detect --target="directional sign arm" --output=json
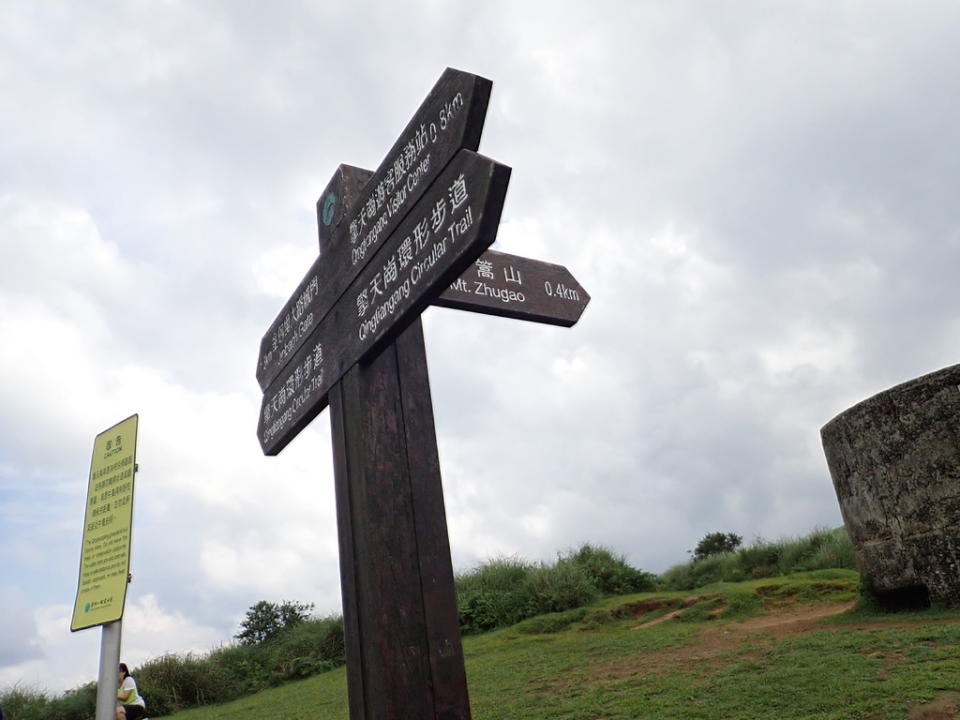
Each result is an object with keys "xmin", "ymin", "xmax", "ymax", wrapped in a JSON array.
[
  {"xmin": 256, "ymin": 68, "xmax": 492, "ymax": 392},
  {"xmin": 433, "ymin": 250, "xmax": 590, "ymax": 327},
  {"xmin": 258, "ymin": 150, "xmax": 511, "ymax": 455},
  {"xmin": 312, "ymin": 165, "xmax": 591, "ymax": 328}
]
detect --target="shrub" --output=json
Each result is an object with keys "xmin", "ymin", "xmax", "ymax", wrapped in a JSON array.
[
  {"xmin": 737, "ymin": 540, "xmax": 783, "ymax": 576},
  {"xmin": 0, "ymin": 685, "xmax": 48, "ymax": 720},
  {"xmin": 523, "ymin": 561, "xmax": 599, "ymax": 616},
  {"xmin": 135, "ymin": 652, "xmax": 233, "ymax": 716},
  {"xmin": 797, "ymin": 527, "xmax": 857, "ymax": 572},
  {"xmin": 206, "ymin": 642, "xmax": 273, "ymax": 697},
  {"xmin": 558, "ymin": 544, "xmax": 657, "ymax": 595},
  {"xmin": 693, "ymin": 532, "xmax": 743, "ymax": 561},
  {"xmin": 268, "ymin": 616, "xmax": 346, "ymax": 682},
  {"xmin": 46, "ymin": 682, "xmax": 96, "ymax": 720},
  {"xmin": 660, "ymin": 527, "xmax": 857, "ymax": 591},
  {"xmin": 456, "ymin": 556, "xmax": 538, "ymax": 633},
  {"xmin": 1, "ymin": 681, "xmax": 97, "ymax": 720},
  {"xmin": 454, "ymin": 546, "xmax": 656, "ymax": 634},
  {"xmin": 235, "ymin": 600, "xmax": 314, "ymax": 646}
]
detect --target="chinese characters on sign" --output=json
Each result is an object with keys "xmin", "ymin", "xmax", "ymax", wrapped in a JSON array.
[
  {"xmin": 435, "ymin": 250, "xmax": 590, "ymax": 327},
  {"xmin": 256, "ymin": 69, "xmax": 492, "ymax": 392},
  {"xmin": 71, "ymin": 414, "xmax": 139, "ymax": 632},
  {"xmin": 257, "ymin": 150, "xmax": 511, "ymax": 455}
]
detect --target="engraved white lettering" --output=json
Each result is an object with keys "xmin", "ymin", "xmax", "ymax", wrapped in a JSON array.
[
  {"xmin": 544, "ymin": 281, "xmax": 581, "ymax": 301},
  {"xmin": 473, "ymin": 281, "xmax": 526, "ymax": 304}
]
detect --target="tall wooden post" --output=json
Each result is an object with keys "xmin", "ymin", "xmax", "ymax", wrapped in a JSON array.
[{"xmin": 320, "ymin": 167, "xmax": 470, "ymax": 720}]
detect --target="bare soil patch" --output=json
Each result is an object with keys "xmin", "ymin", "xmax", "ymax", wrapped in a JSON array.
[
  {"xmin": 614, "ymin": 594, "xmax": 724, "ymax": 624},
  {"xmin": 563, "ymin": 601, "xmax": 859, "ymax": 690},
  {"xmin": 906, "ymin": 692, "xmax": 960, "ymax": 720},
  {"xmin": 718, "ymin": 601, "xmax": 858, "ymax": 638}
]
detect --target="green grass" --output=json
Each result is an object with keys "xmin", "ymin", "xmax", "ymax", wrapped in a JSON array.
[
  {"xmin": 659, "ymin": 527, "xmax": 858, "ymax": 591},
  {"xmin": 164, "ymin": 570, "xmax": 960, "ymax": 720}
]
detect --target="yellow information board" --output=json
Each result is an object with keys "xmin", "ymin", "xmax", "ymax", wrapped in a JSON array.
[{"xmin": 71, "ymin": 414, "xmax": 139, "ymax": 632}]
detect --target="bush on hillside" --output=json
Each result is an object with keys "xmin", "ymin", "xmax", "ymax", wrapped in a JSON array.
[
  {"xmin": 206, "ymin": 642, "xmax": 273, "ymax": 697},
  {"xmin": 737, "ymin": 540, "xmax": 783, "ymax": 577},
  {"xmin": 132, "ymin": 614, "xmax": 347, "ymax": 716},
  {"xmin": 268, "ymin": 616, "xmax": 345, "ymax": 682},
  {"xmin": 136, "ymin": 652, "xmax": 234, "ymax": 716},
  {"xmin": 782, "ymin": 527, "xmax": 857, "ymax": 573},
  {"xmin": 0, "ymin": 686, "xmax": 45, "ymax": 720},
  {"xmin": 457, "ymin": 556, "xmax": 536, "ymax": 633},
  {"xmin": 692, "ymin": 532, "xmax": 743, "ymax": 561},
  {"xmin": 235, "ymin": 600, "xmax": 315, "ymax": 646},
  {"xmin": 0, "ymin": 683, "xmax": 96, "ymax": 720},
  {"xmin": 45, "ymin": 683, "xmax": 96, "ymax": 720},
  {"xmin": 559, "ymin": 544, "xmax": 657, "ymax": 594},
  {"xmin": 524, "ymin": 561, "xmax": 599, "ymax": 616},
  {"xmin": 660, "ymin": 527, "xmax": 856, "ymax": 591},
  {"xmin": 456, "ymin": 545, "xmax": 654, "ymax": 634}
]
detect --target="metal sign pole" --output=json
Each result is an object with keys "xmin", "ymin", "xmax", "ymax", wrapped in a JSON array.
[{"xmin": 96, "ymin": 620, "xmax": 122, "ymax": 720}]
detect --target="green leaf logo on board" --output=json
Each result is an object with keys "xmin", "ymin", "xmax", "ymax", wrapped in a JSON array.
[{"xmin": 322, "ymin": 193, "xmax": 337, "ymax": 226}]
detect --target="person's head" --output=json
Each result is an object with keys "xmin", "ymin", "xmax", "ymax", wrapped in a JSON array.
[{"xmin": 118, "ymin": 663, "xmax": 130, "ymax": 680}]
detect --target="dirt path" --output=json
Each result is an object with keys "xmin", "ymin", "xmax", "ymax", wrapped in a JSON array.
[
  {"xmin": 706, "ymin": 600, "xmax": 858, "ymax": 639},
  {"xmin": 590, "ymin": 600, "xmax": 960, "ymax": 686},
  {"xmin": 532, "ymin": 599, "xmax": 960, "ymax": 719}
]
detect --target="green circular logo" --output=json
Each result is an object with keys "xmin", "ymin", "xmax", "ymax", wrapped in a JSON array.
[{"xmin": 322, "ymin": 192, "xmax": 337, "ymax": 226}]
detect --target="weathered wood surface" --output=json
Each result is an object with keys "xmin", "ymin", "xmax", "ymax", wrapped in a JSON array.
[
  {"xmin": 258, "ymin": 150, "xmax": 511, "ymax": 455},
  {"xmin": 315, "ymin": 164, "xmax": 374, "ymax": 250},
  {"xmin": 322, "ymin": 163, "xmax": 471, "ymax": 719},
  {"xmin": 257, "ymin": 68, "xmax": 492, "ymax": 391},
  {"xmin": 330, "ymin": 319, "xmax": 471, "ymax": 720}
]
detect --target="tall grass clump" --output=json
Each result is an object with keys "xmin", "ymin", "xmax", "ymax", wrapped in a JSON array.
[
  {"xmin": 267, "ymin": 615, "xmax": 345, "ymax": 682},
  {"xmin": 135, "ymin": 615, "xmax": 347, "ymax": 715},
  {"xmin": 205, "ymin": 642, "xmax": 273, "ymax": 698},
  {"xmin": 0, "ymin": 685, "xmax": 48, "ymax": 720},
  {"xmin": 136, "ymin": 652, "xmax": 234, "ymax": 716},
  {"xmin": 456, "ymin": 545, "xmax": 654, "ymax": 634},
  {"xmin": 557, "ymin": 544, "xmax": 657, "ymax": 595},
  {"xmin": 524, "ymin": 561, "xmax": 600, "ymax": 616},
  {"xmin": 456, "ymin": 556, "xmax": 539, "ymax": 633},
  {"xmin": 46, "ymin": 683, "xmax": 97, "ymax": 720},
  {"xmin": 0, "ymin": 683, "xmax": 96, "ymax": 720},
  {"xmin": 660, "ymin": 527, "xmax": 856, "ymax": 591}
]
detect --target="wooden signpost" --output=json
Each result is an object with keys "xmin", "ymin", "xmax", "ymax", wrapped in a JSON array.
[{"xmin": 256, "ymin": 68, "xmax": 589, "ymax": 720}]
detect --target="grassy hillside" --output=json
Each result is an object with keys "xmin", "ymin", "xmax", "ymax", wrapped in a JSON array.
[{"xmin": 164, "ymin": 570, "xmax": 960, "ymax": 720}]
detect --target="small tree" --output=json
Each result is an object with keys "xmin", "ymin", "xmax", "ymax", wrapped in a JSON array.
[
  {"xmin": 692, "ymin": 532, "xmax": 743, "ymax": 562},
  {"xmin": 235, "ymin": 600, "xmax": 315, "ymax": 645}
]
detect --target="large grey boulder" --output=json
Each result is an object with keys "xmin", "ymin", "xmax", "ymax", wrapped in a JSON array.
[{"xmin": 821, "ymin": 364, "xmax": 960, "ymax": 606}]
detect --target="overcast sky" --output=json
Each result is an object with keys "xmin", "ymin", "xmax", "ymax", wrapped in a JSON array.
[{"xmin": 3, "ymin": 0, "xmax": 959, "ymax": 696}]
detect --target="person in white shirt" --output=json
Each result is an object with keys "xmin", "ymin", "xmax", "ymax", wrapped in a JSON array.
[{"xmin": 117, "ymin": 663, "xmax": 147, "ymax": 720}]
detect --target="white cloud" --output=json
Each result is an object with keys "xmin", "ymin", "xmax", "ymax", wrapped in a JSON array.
[
  {"xmin": 3, "ymin": 0, "xmax": 960, "ymax": 698},
  {"xmin": 251, "ymin": 242, "xmax": 320, "ymax": 299},
  {"xmin": 0, "ymin": 587, "xmax": 42, "ymax": 668},
  {"xmin": 11, "ymin": 596, "xmax": 225, "ymax": 695}
]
